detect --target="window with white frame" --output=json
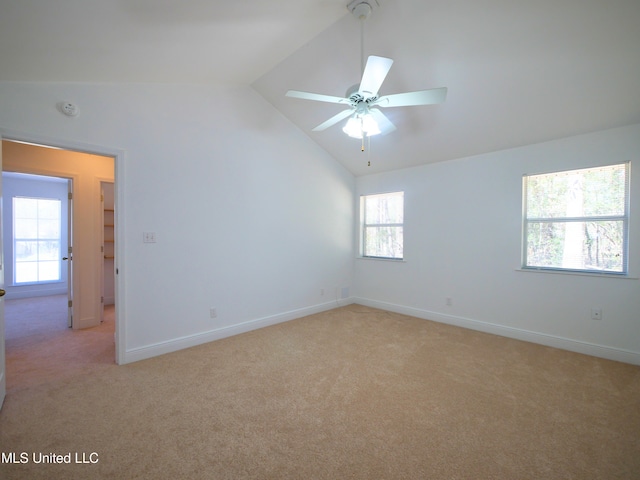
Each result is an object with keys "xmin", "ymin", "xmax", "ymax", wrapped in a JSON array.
[
  {"xmin": 360, "ymin": 191, "xmax": 404, "ymax": 259},
  {"xmin": 522, "ymin": 162, "xmax": 629, "ymax": 274},
  {"xmin": 13, "ymin": 197, "xmax": 62, "ymax": 283}
]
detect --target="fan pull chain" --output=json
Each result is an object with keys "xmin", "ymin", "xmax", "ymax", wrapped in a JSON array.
[{"xmin": 362, "ymin": 134, "xmax": 372, "ymax": 167}]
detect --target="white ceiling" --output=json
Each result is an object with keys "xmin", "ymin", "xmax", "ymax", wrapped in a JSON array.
[{"xmin": 2, "ymin": 0, "xmax": 639, "ymax": 176}]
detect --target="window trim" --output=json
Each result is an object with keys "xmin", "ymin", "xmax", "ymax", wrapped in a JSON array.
[
  {"xmin": 359, "ymin": 191, "xmax": 404, "ymax": 261},
  {"xmin": 521, "ymin": 162, "xmax": 630, "ymax": 276}
]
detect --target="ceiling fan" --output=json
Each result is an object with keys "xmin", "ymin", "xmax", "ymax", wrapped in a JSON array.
[{"xmin": 285, "ymin": 0, "xmax": 447, "ymax": 141}]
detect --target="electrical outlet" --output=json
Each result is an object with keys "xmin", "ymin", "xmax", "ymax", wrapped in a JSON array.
[
  {"xmin": 210, "ymin": 308, "xmax": 217, "ymax": 319},
  {"xmin": 591, "ymin": 308, "xmax": 602, "ymax": 321},
  {"xmin": 143, "ymin": 232, "xmax": 156, "ymax": 243},
  {"xmin": 446, "ymin": 297, "xmax": 453, "ymax": 307}
]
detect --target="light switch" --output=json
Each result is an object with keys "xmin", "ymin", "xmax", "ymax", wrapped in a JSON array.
[{"xmin": 143, "ymin": 232, "xmax": 156, "ymax": 243}]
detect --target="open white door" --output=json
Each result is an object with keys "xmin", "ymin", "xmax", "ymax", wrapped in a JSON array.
[
  {"xmin": 66, "ymin": 180, "xmax": 73, "ymax": 327},
  {"xmin": 0, "ymin": 141, "xmax": 6, "ymax": 409},
  {"xmin": 100, "ymin": 185, "xmax": 105, "ymax": 323}
]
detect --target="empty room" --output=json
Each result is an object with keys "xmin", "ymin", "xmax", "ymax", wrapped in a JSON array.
[{"xmin": 1, "ymin": 1, "xmax": 639, "ymax": 479}]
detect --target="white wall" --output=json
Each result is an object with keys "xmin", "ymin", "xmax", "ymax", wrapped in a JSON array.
[
  {"xmin": 0, "ymin": 82, "xmax": 355, "ymax": 363},
  {"xmin": 354, "ymin": 124, "xmax": 640, "ymax": 364}
]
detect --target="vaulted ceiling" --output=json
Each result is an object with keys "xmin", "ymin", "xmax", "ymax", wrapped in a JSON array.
[{"xmin": 2, "ymin": 0, "xmax": 639, "ymax": 176}]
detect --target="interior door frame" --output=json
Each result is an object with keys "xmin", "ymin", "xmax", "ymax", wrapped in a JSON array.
[
  {"xmin": 0, "ymin": 139, "xmax": 5, "ymax": 408},
  {"xmin": 0, "ymin": 129, "xmax": 126, "ymax": 365},
  {"xmin": 67, "ymin": 178, "xmax": 73, "ymax": 327}
]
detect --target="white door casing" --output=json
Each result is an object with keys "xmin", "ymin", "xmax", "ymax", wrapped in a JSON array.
[
  {"xmin": 0, "ymin": 141, "xmax": 6, "ymax": 409},
  {"xmin": 0, "ymin": 131, "xmax": 124, "ymax": 369}
]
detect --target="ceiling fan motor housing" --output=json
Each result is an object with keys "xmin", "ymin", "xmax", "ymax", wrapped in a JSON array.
[{"xmin": 346, "ymin": 84, "xmax": 378, "ymax": 106}]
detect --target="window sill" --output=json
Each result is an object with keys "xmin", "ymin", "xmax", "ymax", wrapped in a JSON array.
[
  {"xmin": 357, "ymin": 256, "xmax": 406, "ymax": 263},
  {"xmin": 12, "ymin": 280, "xmax": 66, "ymax": 286},
  {"xmin": 516, "ymin": 268, "xmax": 638, "ymax": 280}
]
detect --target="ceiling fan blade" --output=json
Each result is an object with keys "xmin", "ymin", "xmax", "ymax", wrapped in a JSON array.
[
  {"xmin": 369, "ymin": 108, "xmax": 397, "ymax": 135},
  {"xmin": 374, "ymin": 87, "xmax": 447, "ymax": 108},
  {"xmin": 312, "ymin": 109, "xmax": 354, "ymax": 132},
  {"xmin": 359, "ymin": 56, "xmax": 394, "ymax": 99},
  {"xmin": 286, "ymin": 90, "xmax": 349, "ymax": 105}
]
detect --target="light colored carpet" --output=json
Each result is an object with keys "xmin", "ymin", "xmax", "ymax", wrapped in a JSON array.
[
  {"xmin": 3, "ymin": 294, "xmax": 115, "ymax": 392},
  {"xmin": 1, "ymin": 298, "xmax": 639, "ymax": 479}
]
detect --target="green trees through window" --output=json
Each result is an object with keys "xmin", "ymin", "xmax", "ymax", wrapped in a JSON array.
[
  {"xmin": 361, "ymin": 192, "xmax": 404, "ymax": 260},
  {"xmin": 523, "ymin": 163, "xmax": 629, "ymax": 274}
]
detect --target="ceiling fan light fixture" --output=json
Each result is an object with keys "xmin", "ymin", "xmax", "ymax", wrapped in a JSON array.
[
  {"xmin": 362, "ymin": 114, "xmax": 381, "ymax": 136},
  {"xmin": 342, "ymin": 113, "xmax": 380, "ymax": 138},
  {"xmin": 342, "ymin": 117, "xmax": 362, "ymax": 138}
]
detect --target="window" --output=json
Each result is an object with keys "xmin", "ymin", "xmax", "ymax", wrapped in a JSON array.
[
  {"xmin": 13, "ymin": 197, "xmax": 62, "ymax": 283},
  {"xmin": 360, "ymin": 191, "xmax": 404, "ymax": 259},
  {"xmin": 523, "ymin": 163, "xmax": 629, "ymax": 274}
]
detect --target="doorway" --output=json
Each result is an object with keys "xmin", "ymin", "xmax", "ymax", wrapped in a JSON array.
[
  {"xmin": 101, "ymin": 181, "xmax": 115, "ymax": 323},
  {"xmin": 0, "ymin": 138, "xmax": 119, "ymax": 368},
  {"xmin": 2, "ymin": 172, "xmax": 73, "ymax": 326}
]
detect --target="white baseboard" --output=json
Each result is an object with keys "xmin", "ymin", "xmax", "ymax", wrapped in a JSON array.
[
  {"xmin": 122, "ymin": 299, "xmax": 354, "ymax": 364},
  {"xmin": 354, "ymin": 297, "xmax": 640, "ymax": 366},
  {"xmin": 7, "ymin": 288, "xmax": 68, "ymax": 300}
]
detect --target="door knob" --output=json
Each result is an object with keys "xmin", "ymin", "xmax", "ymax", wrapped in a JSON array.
[
  {"xmin": 0, "ymin": 289, "xmax": 5, "ymax": 297},
  {"xmin": 63, "ymin": 257, "xmax": 71, "ymax": 260}
]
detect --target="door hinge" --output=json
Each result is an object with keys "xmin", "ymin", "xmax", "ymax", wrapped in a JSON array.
[
  {"xmin": 101, "ymin": 296, "xmax": 104, "ymax": 304},
  {"xmin": 68, "ymin": 300, "xmax": 73, "ymax": 308},
  {"xmin": 68, "ymin": 192, "xmax": 73, "ymax": 200}
]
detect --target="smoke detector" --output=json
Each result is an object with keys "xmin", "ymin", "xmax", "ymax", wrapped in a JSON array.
[{"xmin": 57, "ymin": 101, "xmax": 79, "ymax": 117}]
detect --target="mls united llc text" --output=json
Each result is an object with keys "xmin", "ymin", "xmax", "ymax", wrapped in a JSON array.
[{"xmin": 2, "ymin": 451, "xmax": 99, "ymax": 464}]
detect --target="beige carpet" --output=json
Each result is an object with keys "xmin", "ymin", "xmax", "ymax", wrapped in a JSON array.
[
  {"xmin": 1, "ymin": 299, "xmax": 639, "ymax": 479},
  {"xmin": 3, "ymin": 294, "xmax": 115, "ymax": 392}
]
